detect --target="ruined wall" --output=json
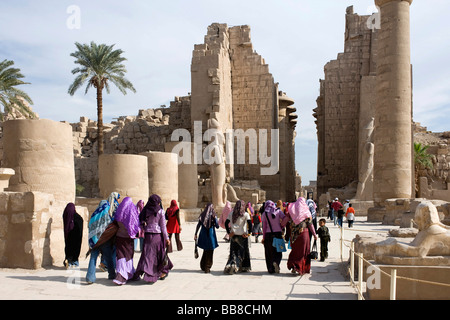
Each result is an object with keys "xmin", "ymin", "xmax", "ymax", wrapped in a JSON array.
[
  {"xmin": 229, "ymin": 25, "xmax": 292, "ymax": 201},
  {"xmin": 314, "ymin": 6, "xmax": 377, "ymax": 197},
  {"xmin": 0, "ymin": 191, "xmax": 89, "ymax": 269},
  {"xmin": 71, "ymin": 107, "xmax": 174, "ymax": 198}
]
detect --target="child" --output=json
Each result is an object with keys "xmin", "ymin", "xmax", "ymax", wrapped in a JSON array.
[
  {"xmin": 317, "ymin": 218, "xmax": 331, "ymax": 262},
  {"xmin": 346, "ymin": 203, "xmax": 355, "ymax": 228}
]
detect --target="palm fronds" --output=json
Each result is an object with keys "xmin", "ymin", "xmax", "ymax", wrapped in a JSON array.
[{"xmin": 0, "ymin": 59, "xmax": 35, "ymax": 121}]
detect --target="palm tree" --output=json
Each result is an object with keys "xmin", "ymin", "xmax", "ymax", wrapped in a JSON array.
[
  {"xmin": 414, "ymin": 142, "xmax": 434, "ymax": 195},
  {"xmin": 68, "ymin": 41, "xmax": 136, "ymax": 156},
  {"xmin": 0, "ymin": 59, "xmax": 35, "ymax": 121}
]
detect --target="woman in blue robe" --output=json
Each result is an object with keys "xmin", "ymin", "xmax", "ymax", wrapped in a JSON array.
[{"xmin": 194, "ymin": 203, "xmax": 219, "ymax": 273}]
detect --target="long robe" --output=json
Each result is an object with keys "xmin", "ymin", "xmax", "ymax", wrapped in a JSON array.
[{"xmin": 287, "ymin": 221, "xmax": 316, "ymax": 275}]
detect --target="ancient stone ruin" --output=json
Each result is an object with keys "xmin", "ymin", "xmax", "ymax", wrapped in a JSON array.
[
  {"xmin": 0, "ymin": 23, "xmax": 299, "ymax": 268},
  {"xmin": 314, "ymin": 0, "xmax": 450, "ymax": 299},
  {"xmin": 0, "ymin": 1, "xmax": 449, "ymax": 300}
]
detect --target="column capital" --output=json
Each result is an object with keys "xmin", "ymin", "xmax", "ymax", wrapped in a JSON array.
[{"xmin": 375, "ymin": 0, "xmax": 412, "ymax": 7}]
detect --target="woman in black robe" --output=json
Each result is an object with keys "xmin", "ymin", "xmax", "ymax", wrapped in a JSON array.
[{"xmin": 63, "ymin": 203, "xmax": 83, "ymax": 268}]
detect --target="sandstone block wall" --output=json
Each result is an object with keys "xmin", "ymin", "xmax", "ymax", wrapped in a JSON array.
[
  {"xmin": 0, "ymin": 191, "xmax": 89, "ymax": 269},
  {"xmin": 314, "ymin": 7, "xmax": 377, "ymax": 197}
]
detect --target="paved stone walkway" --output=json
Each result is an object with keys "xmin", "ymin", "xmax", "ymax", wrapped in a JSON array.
[{"xmin": 0, "ymin": 216, "xmax": 395, "ymax": 301}]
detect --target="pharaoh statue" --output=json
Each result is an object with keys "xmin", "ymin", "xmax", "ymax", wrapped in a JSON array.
[
  {"xmin": 206, "ymin": 115, "xmax": 227, "ymax": 208},
  {"xmin": 356, "ymin": 117, "xmax": 374, "ymax": 200}
]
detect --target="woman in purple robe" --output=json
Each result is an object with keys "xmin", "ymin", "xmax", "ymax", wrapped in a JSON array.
[
  {"xmin": 133, "ymin": 194, "xmax": 173, "ymax": 283},
  {"xmin": 113, "ymin": 197, "xmax": 140, "ymax": 285}
]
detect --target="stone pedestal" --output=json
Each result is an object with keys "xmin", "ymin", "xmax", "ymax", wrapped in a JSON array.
[
  {"xmin": 0, "ymin": 168, "xmax": 15, "ymax": 191},
  {"xmin": 366, "ymin": 264, "xmax": 450, "ymax": 300}
]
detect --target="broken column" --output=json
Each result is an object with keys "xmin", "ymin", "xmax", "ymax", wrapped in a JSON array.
[
  {"xmin": 372, "ymin": 0, "xmax": 413, "ymax": 207},
  {"xmin": 141, "ymin": 151, "xmax": 178, "ymax": 209},
  {"xmin": 2, "ymin": 119, "xmax": 76, "ymax": 203},
  {"xmin": 98, "ymin": 154, "xmax": 149, "ymax": 205}
]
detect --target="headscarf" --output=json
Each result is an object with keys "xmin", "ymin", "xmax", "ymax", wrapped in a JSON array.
[
  {"xmin": 259, "ymin": 201, "xmax": 266, "ymax": 214},
  {"xmin": 107, "ymin": 192, "xmax": 120, "ymax": 218},
  {"xmin": 288, "ymin": 197, "xmax": 312, "ymax": 225},
  {"xmin": 276, "ymin": 200, "xmax": 283, "ymax": 208},
  {"xmin": 246, "ymin": 202, "xmax": 254, "ymax": 215},
  {"xmin": 114, "ymin": 197, "xmax": 140, "ymax": 239},
  {"xmin": 166, "ymin": 200, "xmax": 179, "ymax": 219},
  {"xmin": 231, "ymin": 200, "xmax": 246, "ymax": 223},
  {"xmin": 219, "ymin": 201, "xmax": 232, "ymax": 229},
  {"xmin": 140, "ymin": 194, "xmax": 163, "ymax": 222},
  {"xmin": 136, "ymin": 200, "xmax": 145, "ymax": 213},
  {"xmin": 306, "ymin": 198, "xmax": 317, "ymax": 219},
  {"xmin": 199, "ymin": 203, "xmax": 216, "ymax": 229},
  {"xmin": 63, "ymin": 203, "xmax": 76, "ymax": 239},
  {"xmin": 264, "ymin": 200, "xmax": 277, "ymax": 218},
  {"xmin": 88, "ymin": 200, "xmax": 112, "ymax": 248}
]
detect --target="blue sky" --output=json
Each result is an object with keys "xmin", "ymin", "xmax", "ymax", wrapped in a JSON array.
[{"xmin": 1, "ymin": 0, "xmax": 449, "ymax": 185}]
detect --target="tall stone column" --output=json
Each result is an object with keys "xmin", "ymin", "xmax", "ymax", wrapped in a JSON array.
[{"xmin": 372, "ymin": 0, "xmax": 413, "ymax": 206}]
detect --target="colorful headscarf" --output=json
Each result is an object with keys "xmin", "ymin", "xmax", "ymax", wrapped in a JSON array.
[
  {"xmin": 63, "ymin": 203, "xmax": 76, "ymax": 239},
  {"xmin": 264, "ymin": 200, "xmax": 277, "ymax": 218},
  {"xmin": 199, "ymin": 203, "xmax": 216, "ymax": 229},
  {"xmin": 246, "ymin": 202, "xmax": 254, "ymax": 215},
  {"xmin": 136, "ymin": 200, "xmax": 145, "ymax": 213},
  {"xmin": 219, "ymin": 201, "xmax": 232, "ymax": 229},
  {"xmin": 288, "ymin": 197, "xmax": 312, "ymax": 225},
  {"xmin": 114, "ymin": 197, "xmax": 140, "ymax": 239},
  {"xmin": 166, "ymin": 200, "xmax": 179, "ymax": 219},
  {"xmin": 107, "ymin": 192, "xmax": 120, "ymax": 218},
  {"xmin": 88, "ymin": 200, "xmax": 112, "ymax": 248},
  {"xmin": 140, "ymin": 194, "xmax": 162, "ymax": 222},
  {"xmin": 231, "ymin": 200, "xmax": 246, "ymax": 223}
]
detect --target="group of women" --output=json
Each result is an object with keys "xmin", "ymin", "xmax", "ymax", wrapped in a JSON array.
[
  {"xmin": 62, "ymin": 193, "xmax": 318, "ymax": 286},
  {"xmin": 63, "ymin": 193, "xmax": 174, "ymax": 285},
  {"xmin": 194, "ymin": 197, "xmax": 318, "ymax": 276}
]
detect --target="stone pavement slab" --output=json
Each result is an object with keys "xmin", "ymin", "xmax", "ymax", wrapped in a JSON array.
[{"xmin": 0, "ymin": 217, "xmax": 394, "ymax": 301}]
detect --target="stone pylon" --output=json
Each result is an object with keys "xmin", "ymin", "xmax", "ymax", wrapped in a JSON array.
[{"xmin": 372, "ymin": 0, "xmax": 413, "ymax": 207}]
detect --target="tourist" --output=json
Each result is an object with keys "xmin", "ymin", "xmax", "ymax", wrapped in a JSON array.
[
  {"xmin": 317, "ymin": 218, "xmax": 331, "ymax": 262},
  {"xmin": 134, "ymin": 200, "xmax": 145, "ymax": 252},
  {"xmin": 166, "ymin": 199, "xmax": 183, "ymax": 252},
  {"xmin": 287, "ymin": 197, "xmax": 317, "ymax": 275},
  {"xmin": 327, "ymin": 201, "xmax": 333, "ymax": 221},
  {"xmin": 346, "ymin": 203, "xmax": 355, "ymax": 228},
  {"xmin": 62, "ymin": 203, "xmax": 83, "ymax": 269},
  {"xmin": 306, "ymin": 197, "xmax": 318, "ymax": 232},
  {"xmin": 343, "ymin": 200, "xmax": 350, "ymax": 213},
  {"xmin": 133, "ymin": 194, "xmax": 173, "ymax": 283},
  {"xmin": 219, "ymin": 201, "xmax": 232, "ymax": 243},
  {"xmin": 224, "ymin": 200, "xmax": 252, "ymax": 274},
  {"xmin": 98, "ymin": 192, "xmax": 121, "ymax": 271},
  {"xmin": 86, "ymin": 199, "xmax": 117, "ymax": 284},
  {"xmin": 107, "ymin": 192, "xmax": 121, "ymax": 218},
  {"xmin": 113, "ymin": 197, "xmax": 140, "ymax": 285},
  {"xmin": 331, "ymin": 198, "xmax": 343, "ymax": 226},
  {"xmin": 251, "ymin": 205, "xmax": 263, "ymax": 243},
  {"xmin": 194, "ymin": 203, "xmax": 219, "ymax": 273},
  {"xmin": 261, "ymin": 200, "xmax": 289, "ymax": 274}
]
